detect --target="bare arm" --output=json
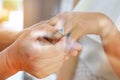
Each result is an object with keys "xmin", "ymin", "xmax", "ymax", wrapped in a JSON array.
[
  {"xmin": 0, "ymin": 30, "xmax": 23, "ymax": 79},
  {"xmin": 0, "ymin": 23, "xmax": 73, "ymax": 79},
  {"xmin": 100, "ymin": 19, "xmax": 120, "ymax": 77},
  {"xmin": 57, "ymin": 55, "xmax": 79, "ymax": 80},
  {"xmin": 50, "ymin": 12, "xmax": 120, "ymax": 78},
  {"xmin": 0, "ymin": 45, "xmax": 19, "ymax": 79},
  {"xmin": 0, "ymin": 30, "xmax": 22, "ymax": 51}
]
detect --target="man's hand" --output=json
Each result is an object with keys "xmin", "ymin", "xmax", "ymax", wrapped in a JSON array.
[
  {"xmin": 0, "ymin": 23, "xmax": 70, "ymax": 80},
  {"xmin": 8, "ymin": 23, "xmax": 67, "ymax": 78},
  {"xmin": 0, "ymin": 20, "xmax": 81, "ymax": 79}
]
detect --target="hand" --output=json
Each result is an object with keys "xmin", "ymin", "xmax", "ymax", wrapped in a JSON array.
[
  {"xmin": 7, "ymin": 23, "xmax": 67, "ymax": 78},
  {"xmin": 50, "ymin": 12, "xmax": 120, "ymax": 77},
  {"xmin": 49, "ymin": 12, "xmax": 112, "ymax": 54}
]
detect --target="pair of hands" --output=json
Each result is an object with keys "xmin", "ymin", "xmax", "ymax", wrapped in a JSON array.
[{"xmin": 7, "ymin": 12, "xmax": 115, "ymax": 78}]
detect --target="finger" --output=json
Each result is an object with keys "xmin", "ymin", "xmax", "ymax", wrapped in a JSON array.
[
  {"xmin": 49, "ymin": 12, "xmax": 65, "ymax": 26},
  {"xmin": 62, "ymin": 12, "xmax": 75, "ymax": 35},
  {"xmin": 35, "ymin": 29, "xmax": 57, "ymax": 39},
  {"xmin": 65, "ymin": 37, "xmax": 81, "ymax": 54},
  {"xmin": 37, "ymin": 23, "xmax": 65, "ymax": 44},
  {"xmin": 42, "ymin": 24, "xmax": 64, "ymax": 44},
  {"xmin": 56, "ymin": 37, "xmax": 66, "ymax": 45},
  {"xmin": 39, "ymin": 24, "xmax": 58, "ymax": 38},
  {"xmin": 64, "ymin": 20, "xmax": 73, "ymax": 35},
  {"xmin": 30, "ymin": 20, "xmax": 49, "ymax": 29},
  {"xmin": 49, "ymin": 12, "xmax": 73, "ymax": 37},
  {"xmin": 70, "ymin": 50, "xmax": 79, "ymax": 56},
  {"xmin": 52, "ymin": 32, "xmax": 63, "ymax": 44},
  {"xmin": 70, "ymin": 42, "xmax": 81, "ymax": 56},
  {"xmin": 66, "ymin": 26, "xmax": 85, "ymax": 54},
  {"xmin": 37, "ymin": 23, "xmax": 58, "ymax": 32},
  {"xmin": 65, "ymin": 38, "xmax": 81, "ymax": 53},
  {"xmin": 37, "ymin": 37, "xmax": 52, "ymax": 45},
  {"xmin": 32, "ymin": 25, "xmax": 58, "ymax": 43},
  {"xmin": 71, "ymin": 41, "xmax": 81, "ymax": 51},
  {"xmin": 68, "ymin": 26, "xmax": 85, "ymax": 42},
  {"xmin": 55, "ymin": 37, "xmax": 67, "ymax": 52},
  {"xmin": 54, "ymin": 14, "xmax": 72, "ymax": 36},
  {"xmin": 65, "ymin": 38, "xmax": 76, "ymax": 54},
  {"xmin": 55, "ymin": 20, "xmax": 65, "ymax": 35}
]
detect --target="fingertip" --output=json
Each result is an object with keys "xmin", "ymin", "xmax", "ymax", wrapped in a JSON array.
[
  {"xmin": 71, "ymin": 50, "xmax": 78, "ymax": 56},
  {"xmin": 73, "ymin": 42, "xmax": 82, "ymax": 51}
]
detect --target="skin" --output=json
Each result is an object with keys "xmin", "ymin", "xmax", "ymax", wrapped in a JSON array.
[
  {"xmin": 0, "ymin": 30, "xmax": 22, "ymax": 51},
  {"xmin": 0, "ymin": 22, "xmax": 47, "ymax": 51},
  {"xmin": 0, "ymin": 12, "xmax": 119, "ymax": 79},
  {"xmin": 0, "ymin": 24, "xmax": 60, "ymax": 79},
  {"xmin": 0, "ymin": 22, "xmax": 80, "ymax": 79},
  {"xmin": 49, "ymin": 12, "xmax": 120, "ymax": 80}
]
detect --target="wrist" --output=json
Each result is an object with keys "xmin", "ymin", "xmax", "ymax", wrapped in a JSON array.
[
  {"xmin": 0, "ymin": 30, "xmax": 23, "ymax": 51},
  {"xmin": 97, "ymin": 13, "xmax": 119, "ymax": 38},
  {"xmin": 12, "ymin": 31, "xmax": 23, "ymax": 42},
  {"xmin": 0, "ymin": 45, "xmax": 20, "ymax": 79}
]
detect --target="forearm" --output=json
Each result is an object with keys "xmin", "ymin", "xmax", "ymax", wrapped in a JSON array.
[
  {"xmin": 57, "ymin": 55, "xmax": 79, "ymax": 80},
  {"xmin": 99, "ymin": 17, "xmax": 120, "ymax": 77},
  {"xmin": 101, "ymin": 26, "xmax": 120, "ymax": 57},
  {"xmin": 0, "ymin": 46, "xmax": 19, "ymax": 79},
  {"xmin": 0, "ymin": 30, "xmax": 22, "ymax": 51}
]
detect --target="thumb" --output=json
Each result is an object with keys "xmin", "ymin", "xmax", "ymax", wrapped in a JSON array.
[
  {"xmin": 68, "ymin": 26, "xmax": 85, "ymax": 42},
  {"xmin": 65, "ymin": 27, "xmax": 85, "ymax": 54},
  {"xmin": 49, "ymin": 13, "xmax": 63, "ymax": 26},
  {"xmin": 56, "ymin": 37, "xmax": 66, "ymax": 47}
]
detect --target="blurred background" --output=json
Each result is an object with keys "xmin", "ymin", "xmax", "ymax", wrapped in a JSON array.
[
  {"xmin": 0, "ymin": 0, "xmax": 79, "ymax": 80},
  {"xmin": 0, "ymin": 0, "xmax": 23, "ymax": 31},
  {"xmin": 0, "ymin": 0, "xmax": 78, "ymax": 30}
]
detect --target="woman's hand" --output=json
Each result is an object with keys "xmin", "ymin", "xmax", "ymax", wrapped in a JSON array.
[
  {"xmin": 6, "ymin": 23, "xmax": 67, "ymax": 78},
  {"xmin": 49, "ymin": 12, "xmax": 116, "ymax": 54},
  {"xmin": 50, "ymin": 12, "xmax": 120, "ymax": 77},
  {"xmin": 50, "ymin": 12, "xmax": 110, "ymax": 40}
]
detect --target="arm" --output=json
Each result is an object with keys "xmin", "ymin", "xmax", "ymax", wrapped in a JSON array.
[
  {"xmin": 0, "ymin": 30, "xmax": 22, "ymax": 51},
  {"xmin": 0, "ymin": 45, "xmax": 19, "ymax": 79},
  {"xmin": 50, "ymin": 12, "xmax": 120, "ymax": 78},
  {"xmin": 57, "ymin": 55, "xmax": 79, "ymax": 80},
  {"xmin": 0, "ymin": 23, "xmax": 79, "ymax": 79},
  {"xmin": 0, "ymin": 24, "xmax": 59, "ymax": 79},
  {"xmin": 100, "ymin": 19, "xmax": 120, "ymax": 77}
]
